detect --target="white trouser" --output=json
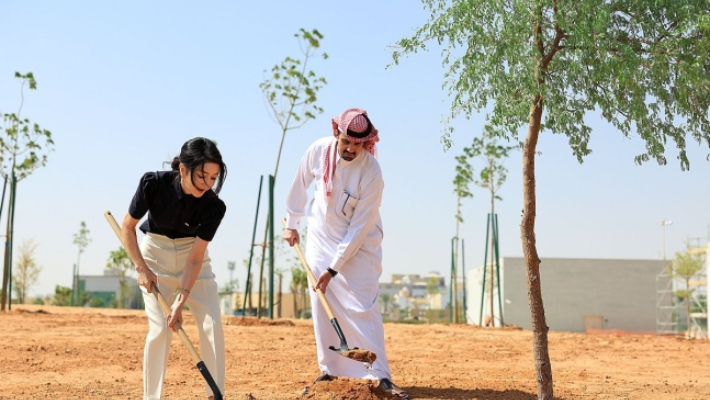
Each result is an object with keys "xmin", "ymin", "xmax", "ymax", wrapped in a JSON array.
[{"xmin": 139, "ymin": 233, "xmax": 225, "ymax": 400}]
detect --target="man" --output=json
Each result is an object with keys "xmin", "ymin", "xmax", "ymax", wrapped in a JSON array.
[{"xmin": 283, "ymin": 108, "xmax": 407, "ymax": 398}]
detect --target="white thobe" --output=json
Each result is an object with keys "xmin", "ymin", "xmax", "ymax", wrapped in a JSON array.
[{"xmin": 285, "ymin": 136, "xmax": 391, "ymax": 380}]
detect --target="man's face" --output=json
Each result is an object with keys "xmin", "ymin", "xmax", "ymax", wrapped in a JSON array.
[{"xmin": 336, "ymin": 132, "xmax": 364, "ymax": 161}]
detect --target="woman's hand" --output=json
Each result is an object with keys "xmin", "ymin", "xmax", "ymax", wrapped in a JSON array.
[
  {"xmin": 315, "ymin": 270, "xmax": 333, "ymax": 294},
  {"xmin": 166, "ymin": 295, "xmax": 186, "ymax": 331},
  {"xmin": 122, "ymin": 213, "xmax": 158, "ymax": 293},
  {"xmin": 137, "ymin": 267, "xmax": 158, "ymax": 293}
]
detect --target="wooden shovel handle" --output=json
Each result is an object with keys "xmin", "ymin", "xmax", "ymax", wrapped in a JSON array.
[{"xmin": 281, "ymin": 218, "xmax": 336, "ymax": 320}]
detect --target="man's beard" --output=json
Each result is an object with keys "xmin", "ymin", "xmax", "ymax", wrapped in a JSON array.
[{"xmin": 341, "ymin": 151, "xmax": 357, "ymax": 161}]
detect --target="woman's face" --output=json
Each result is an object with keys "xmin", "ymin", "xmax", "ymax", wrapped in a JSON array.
[{"xmin": 180, "ymin": 162, "xmax": 220, "ymax": 198}]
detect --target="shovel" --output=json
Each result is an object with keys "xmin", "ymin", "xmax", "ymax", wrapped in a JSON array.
[
  {"xmin": 104, "ymin": 211, "xmax": 224, "ymax": 400},
  {"xmin": 282, "ymin": 218, "xmax": 377, "ymax": 366}
]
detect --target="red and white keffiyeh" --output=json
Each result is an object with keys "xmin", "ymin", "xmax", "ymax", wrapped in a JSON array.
[{"xmin": 323, "ymin": 108, "xmax": 379, "ymax": 198}]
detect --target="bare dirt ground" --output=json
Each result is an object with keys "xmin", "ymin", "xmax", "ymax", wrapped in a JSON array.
[{"xmin": 3, "ymin": 305, "xmax": 710, "ymax": 400}]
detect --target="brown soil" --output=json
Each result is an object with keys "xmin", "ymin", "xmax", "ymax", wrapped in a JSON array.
[
  {"xmin": 343, "ymin": 348, "xmax": 377, "ymax": 364},
  {"xmin": 3, "ymin": 305, "xmax": 710, "ymax": 399}
]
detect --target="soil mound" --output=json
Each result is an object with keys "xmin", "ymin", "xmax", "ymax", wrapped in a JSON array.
[
  {"xmin": 305, "ymin": 379, "xmax": 388, "ymax": 400},
  {"xmin": 225, "ymin": 316, "xmax": 296, "ymax": 327}
]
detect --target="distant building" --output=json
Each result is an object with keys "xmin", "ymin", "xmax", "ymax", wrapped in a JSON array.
[
  {"xmin": 467, "ymin": 257, "xmax": 671, "ymax": 333},
  {"xmin": 79, "ymin": 269, "xmax": 143, "ymax": 309},
  {"xmin": 378, "ymin": 272, "xmax": 449, "ymax": 320},
  {"xmin": 221, "ymin": 291, "xmax": 311, "ymax": 319},
  {"xmin": 223, "ymin": 272, "xmax": 452, "ymax": 321}
]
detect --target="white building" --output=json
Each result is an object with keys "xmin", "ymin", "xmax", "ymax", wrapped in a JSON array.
[
  {"xmin": 80, "ymin": 269, "xmax": 142, "ymax": 309},
  {"xmin": 467, "ymin": 257, "xmax": 672, "ymax": 333},
  {"xmin": 378, "ymin": 272, "xmax": 448, "ymax": 319}
]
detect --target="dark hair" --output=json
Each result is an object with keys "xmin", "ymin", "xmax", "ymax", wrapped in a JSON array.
[{"xmin": 170, "ymin": 137, "xmax": 227, "ymax": 194}]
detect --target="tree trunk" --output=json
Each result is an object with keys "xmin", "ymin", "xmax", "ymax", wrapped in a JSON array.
[
  {"xmin": 0, "ymin": 176, "xmax": 7, "ymax": 310},
  {"xmin": 453, "ymin": 196, "xmax": 461, "ymax": 323},
  {"xmin": 248, "ymin": 273, "xmax": 253, "ymax": 311},
  {"xmin": 257, "ymin": 250, "xmax": 266, "ymax": 318},
  {"xmin": 489, "ymin": 159, "xmax": 496, "ymax": 326},
  {"xmin": 291, "ymin": 284, "xmax": 298, "ymax": 318},
  {"xmin": 277, "ymin": 274, "xmax": 282, "ymax": 318},
  {"xmin": 488, "ymin": 221, "xmax": 495, "ymax": 325},
  {"xmin": 522, "ymin": 95, "xmax": 553, "ymax": 399},
  {"xmin": 686, "ymin": 298, "xmax": 692, "ymax": 338},
  {"xmin": 261, "ymin": 278, "xmax": 267, "ymax": 316},
  {"xmin": 0, "ymin": 183, "xmax": 14, "ymax": 311},
  {"xmin": 685, "ymin": 278, "xmax": 692, "ymax": 338},
  {"xmin": 118, "ymin": 279, "xmax": 126, "ymax": 309},
  {"xmin": 453, "ymin": 236, "xmax": 459, "ymax": 323}
]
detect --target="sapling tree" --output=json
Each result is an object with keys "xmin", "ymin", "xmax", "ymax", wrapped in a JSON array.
[
  {"xmin": 0, "ymin": 72, "xmax": 54, "ymax": 310},
  {"xmin": 393, "ymin": 2, "xmax": 710, "ymax": 398},
  {"xmin": 254, "ymin": 29, "xmax": 328, "ymax": 316}
]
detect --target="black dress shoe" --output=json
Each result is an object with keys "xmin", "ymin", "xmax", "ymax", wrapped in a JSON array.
[
  {"xmin": 379, "ymin": 378, "xmax": 409, "ymax": 398},
  {"xmin": 314, "ymin": 373, "xmax": 334, "ymax": 382}
]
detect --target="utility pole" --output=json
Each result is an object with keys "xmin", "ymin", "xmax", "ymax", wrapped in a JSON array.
[{"xmin": 661, "ymin": 219, "xmax": 673, "ymax": 260}]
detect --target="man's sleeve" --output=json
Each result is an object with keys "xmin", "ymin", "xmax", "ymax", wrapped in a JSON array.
[{"xmin": 285, "ymin": 145, "xmax": 316, "ymax": 230}]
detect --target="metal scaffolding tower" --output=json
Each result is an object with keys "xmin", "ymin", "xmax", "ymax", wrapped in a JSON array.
[
  {"xmin": 687, "ymin": 240, "xmax": 708, "ymax": 339},
  {"xmin": 656, "ymin": 271, "xmax": 681, "ymax": 335},
  {"xmin": 656, "ymin": 231, "xmax": 709, "ymax": 339}
]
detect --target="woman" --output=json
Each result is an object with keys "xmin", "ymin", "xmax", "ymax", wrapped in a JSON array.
[{"xmin": 120, "ymin": 137, "xmax": 228, "ymax": 400}]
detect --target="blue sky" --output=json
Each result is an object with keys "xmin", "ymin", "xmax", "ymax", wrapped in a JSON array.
[{"xmin": 1, "ymin": 1, "xmax": 708, "ymax": 298}]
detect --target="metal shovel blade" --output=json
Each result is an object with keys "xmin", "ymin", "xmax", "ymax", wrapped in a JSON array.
[{"xmin": 327, "ymin": 318, "xmax": 377, "ymax": 367}]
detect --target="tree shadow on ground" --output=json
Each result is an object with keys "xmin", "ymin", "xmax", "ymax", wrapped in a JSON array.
[{"xmin": 406, "ymin": 386, "xmax": 567, "ymax": 400}]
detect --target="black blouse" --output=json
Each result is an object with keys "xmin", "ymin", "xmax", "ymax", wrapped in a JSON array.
[{"xmin": 128, "ymin": 171, "xmax": 226, "ymax": 241}]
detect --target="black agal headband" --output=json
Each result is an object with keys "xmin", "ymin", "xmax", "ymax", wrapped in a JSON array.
[{"xmin": 346, "ymin": 113, "xmax": 373, "ymax": 139}]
